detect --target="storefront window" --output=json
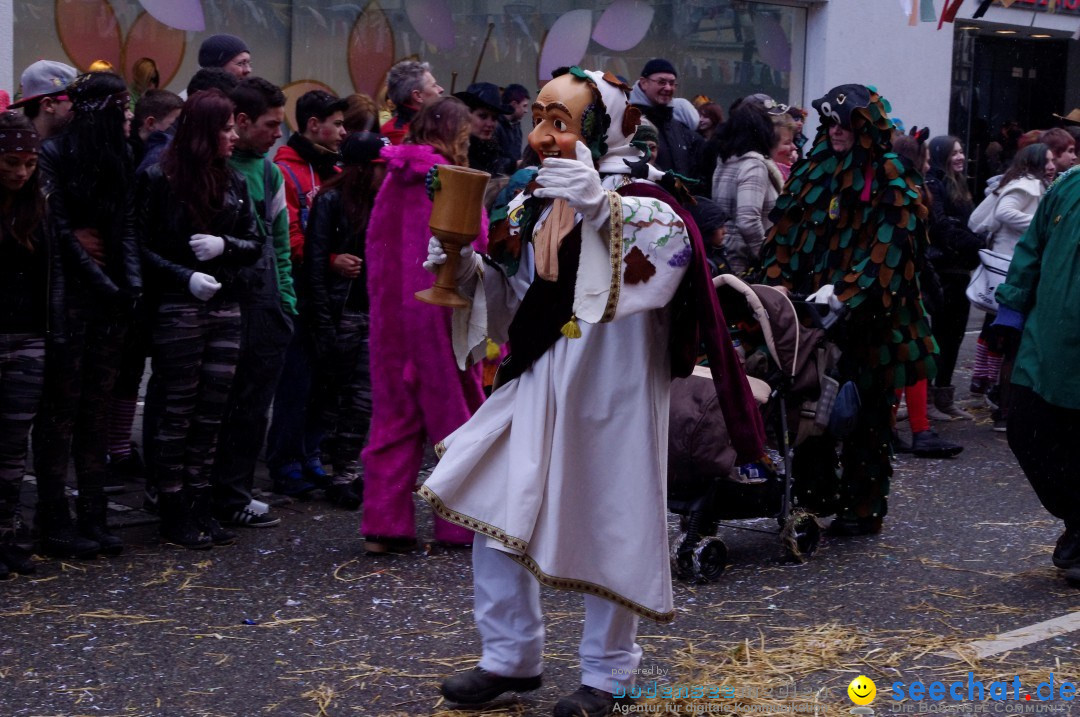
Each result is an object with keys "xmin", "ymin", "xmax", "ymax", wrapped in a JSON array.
[{"xmin": 14, "ymin": 0, "xmax": 805, "ymax": 120}]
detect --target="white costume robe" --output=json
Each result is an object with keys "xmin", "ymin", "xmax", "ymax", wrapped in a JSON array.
[{"xmin": 419, "ymin": 184, "xmax": 691, "ymax": 622}]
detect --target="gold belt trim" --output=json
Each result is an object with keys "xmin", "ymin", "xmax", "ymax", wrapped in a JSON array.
[{"xmin": 600, "ymin": 191, "xmax": 623, "ymax": 324}]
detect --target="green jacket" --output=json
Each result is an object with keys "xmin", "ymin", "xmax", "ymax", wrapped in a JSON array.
[
  {"xmin": 996, "ymin": 167, "xmax": 1080, "ymax": 409},
  {"xmin": 228, "ymin": 149, "xmax": 298, "ymax": 316}
]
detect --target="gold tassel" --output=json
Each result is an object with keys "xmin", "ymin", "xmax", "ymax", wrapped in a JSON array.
[
  {"xmin": 560, "ymin": 315, "xmax": 582, "ymax": 339},
  {"xmin": 485, "ymin": 338, "xmax": 501, "ymax": 360}
]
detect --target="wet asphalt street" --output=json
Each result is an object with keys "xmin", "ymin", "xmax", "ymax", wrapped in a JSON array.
[{"xmin": 3, "ymin": 322, "xmax": 1079, "ymax": 717}]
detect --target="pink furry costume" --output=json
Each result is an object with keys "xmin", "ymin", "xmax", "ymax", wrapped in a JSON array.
[{"xmin": 361, "ymin": 143, "xmax": 486, "ymax": 544}]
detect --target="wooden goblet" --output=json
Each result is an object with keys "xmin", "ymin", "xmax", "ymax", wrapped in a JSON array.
[{"xmin": 415, "ymin": 165, "xmax": 491, "ymax": 309}]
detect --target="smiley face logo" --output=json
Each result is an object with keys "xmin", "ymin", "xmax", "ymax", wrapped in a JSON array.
[{"xmin": 848, "ymin": 675, "xmax": 876, "ymax": 705}]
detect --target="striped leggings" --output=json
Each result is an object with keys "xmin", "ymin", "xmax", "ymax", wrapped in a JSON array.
[
  {"xmin": 151, "ymin": 301, "xmax": 242, "ymax": 494},
  {"xmin": 0, "ymin": 335, "xmax": 45, "ymax": 524}
]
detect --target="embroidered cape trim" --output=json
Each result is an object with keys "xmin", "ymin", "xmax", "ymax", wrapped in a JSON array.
[
  {"xmin": 600, "ymin": 190, "xmax": 624, "ymax": 323},
  {"xmin": 418, "ymin": 484, "xmax": 675, "ymax": 623}
]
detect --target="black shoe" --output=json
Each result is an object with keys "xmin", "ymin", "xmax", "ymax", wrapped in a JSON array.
[
  {"xmin": 158, "ymin": 491, "xmax": 213, "ymax": 550},
  {"xmin": 0, "ymin": 542, "xmax": 37, "ymax": 575},
  {"xmin": 1053, "ymin": 528, "xmax": 1080, "ymax": 569},
  {"xmin": 326, "ymin": 479, "xmax": 363, "ymax": 511},
  {"xmin": 826, "ymin": 516, "xmax": 883, "ymax": 537},
  {"xmin": 891, "ymin": 429, "xmax": 913, "ymax": 454},
  {"xmin": 440, "ymin": 666, "xmax": 542, "ymax": 705},
  {"xmin": 0, "ymin": 522, "xmax": 36, "ymax": 575},
  {"xmin": 36, "ymin": 500, "xmax": 100, "ymax": 559},
  {"xmin": 76, "ymin": 495, "xmax": 124, "ymax": 557},
  {"xmin": 553, "ymin": 684, "xmax": 634, "ymax": 717},
  {"xmin": 191, "ymin": 488, "xmax": 236, "ymax": 546},
  {"xmin": 272, "ymin": 466, "xmax": 317, "ymax": 499},
  {"xmin": 910, "ymin": 430, "xmax": 963, "ymax": 458}
]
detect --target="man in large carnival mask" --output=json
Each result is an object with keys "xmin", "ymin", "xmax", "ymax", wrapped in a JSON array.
[
  {"xmin": 420, "ymin": 68, "xmax": 764, "ymax": 716},
  {"xmin": 762, "ymin": 84, "xmax": 937, "ymax": 537}
]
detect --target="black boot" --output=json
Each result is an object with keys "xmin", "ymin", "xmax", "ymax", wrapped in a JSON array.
[
  {"xmin": 191, "ymin": 487, "xmax": 236, "ymax": 546},
  {"xmin": 910, "ymin": 430, "xmax": 963, "ymax": 459},
  {"xmin": 440, "ymin": 666, "xmax": 542, "ymax": 705},
  {"xmin": 76, "ymin": 494, "xmax": 124, "ymax": 556},
  {"xmin": 0, "ymin": 535, "xmax": 35, "ymax": 577},
  {"xmin": 158, "ymin": 490, "xmax": 213, "ymax": 550},
  {"xmin": 553, "ymin": 685, "xmax": 635, "ymax": 717},
  {"xmin": 1053, "ymin": 526, "xmax": 1080, "ymax": 569},
  {"xmin": 326, "ymin": 465, "xmax": 363, "ymax": 510},
  {"xmin": 35, "ymin": 499, "xmax": 100, "ymax": 559}
]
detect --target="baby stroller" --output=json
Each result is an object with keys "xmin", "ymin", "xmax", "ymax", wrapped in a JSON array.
[{"xmin": 667, "ymin": 274, "xmax": 842, "ymax": 582}]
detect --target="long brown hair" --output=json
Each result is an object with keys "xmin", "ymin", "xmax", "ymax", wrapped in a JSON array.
[
  {"xmin": 320, "ymin": 164, "xmax": 385, "ymax": 232},
  {"xmin": 162, "ymin": 89, "xmax": 235, "ymax": 229},
  {"xmin": 406, "ymin": 96, "xmax": 470, "ymax": 167},
  {"xmin": 0, "ymin": 112, "xmax": 44, "ymax": 251},
  {"xmin": 929, "ymin": 135, "xmax": 972, "ymax": 212},
  {"xmin": 996, "ymin": 143, "xmax": 1050, "ymax": 193}
]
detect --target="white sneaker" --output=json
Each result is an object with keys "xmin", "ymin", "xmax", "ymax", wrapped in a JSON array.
[{"xmin": 219, "ymin": 500, "xmax": 280, "ymax": 528}]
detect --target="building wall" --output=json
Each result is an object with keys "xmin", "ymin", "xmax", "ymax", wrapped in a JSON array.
[
  {"xmin": 0, "ymin": 0, "xmax": 12, "ymax": 94},
  {"xmin": 6, "ymin": 0, "xmax": 807, "ymax": 129},
  {"xmin": 804, "ymin": 0, "xmax": 955, "ymax": 140}
]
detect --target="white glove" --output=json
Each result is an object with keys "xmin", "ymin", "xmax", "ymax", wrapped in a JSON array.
[
  {"xmin": 807, "ymin": 283, "xmax": 845, "ymax": 313},
  {"xmin": 188, "ymin": 272, "xmax": 222, "ymax": 301},
  {"xmin": 423, "ymin": 236, "xmax": 481, "ymax": 283},
  {"xmin": 533, "ymin": 141, "xmax": 610, "ymax": 230},
  {"xmin": 189, "ymin": 233, "xmax": 226, "ymax": 261}
]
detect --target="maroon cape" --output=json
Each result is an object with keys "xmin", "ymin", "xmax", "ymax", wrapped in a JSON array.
[{"xmin": 619, "ymin": 182, "xmax": 766, "ymax": 464}]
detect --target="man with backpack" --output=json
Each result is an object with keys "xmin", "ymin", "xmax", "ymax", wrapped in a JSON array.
[
  {"xmin": 210, "ymin": 77, "xmax": 298, "ymax": 527},
  {"xmin": 267, "ymin": 91, "xmax": 346, "ymax": 496}
]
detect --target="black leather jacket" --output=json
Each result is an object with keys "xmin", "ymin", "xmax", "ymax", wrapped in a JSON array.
[
  {"xmin": 304, "ymin": 187, "xmax": 368, "ymax": 353},
  {"xmin": 37, "ymin": 135, "xmax": 142, "ymax": 308},
  {"xmin": 925, "ymin": 170, "xmax": 984, "ymax": 275},
  {"xmin": 634, "ymin": 102, "xmax": 706, "ymax": 185},
  {"xmin": 0, "ymin": 218, "xmax": 65, "ymax": 341},
  {"xmin": 136, "ymin": 164, "xmax": 263, "ymax": 303}
]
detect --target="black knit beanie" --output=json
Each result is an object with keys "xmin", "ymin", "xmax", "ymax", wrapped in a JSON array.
[
  {"xmin": 198, "ymin": 34, "xmax": 249, "ymax": 69},
  {"xmin": 640, "ymin": 58, "xmax": 677, "ymax": 78}
]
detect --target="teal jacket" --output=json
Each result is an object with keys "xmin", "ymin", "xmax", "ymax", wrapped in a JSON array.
[
  {"xmin": 996, "ymin": 167, "xmax": 1080, "ymax": 409},
  {"xmin": 228, "ymin": 149, "xmax": 298, "ymax": 316}
]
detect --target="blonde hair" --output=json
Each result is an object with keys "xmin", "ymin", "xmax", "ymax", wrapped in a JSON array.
[
  {"xmin": 88, "ymin": 59, "xmax": 116, "ymax": 73},
  {"xmin": 771, "ymin": 113, "xmax": 797, "ymax": 134},
  {"xmin": 131, "ymin": 57, "xmax": 160, "ymax": 97}
]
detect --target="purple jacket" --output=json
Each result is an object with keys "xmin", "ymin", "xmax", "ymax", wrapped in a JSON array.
[{"xmin": 366, "ymin": 144, "xmax": 488, "ymax": 440}]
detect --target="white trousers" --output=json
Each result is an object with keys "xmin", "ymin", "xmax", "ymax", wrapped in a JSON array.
[{"xmin": 472, "ymin": 541, "xmax": 644, "ymax": 693}]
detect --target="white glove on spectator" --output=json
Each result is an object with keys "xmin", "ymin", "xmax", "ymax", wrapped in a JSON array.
[
  {"xmin": 189, "ymin": 233, "xmax": 226, "ymax": 261},
  {"xmin": 423, "ymin": 236, "xmax": 481, "ymax": 283},
  {"xmin": 807, "ymin": 283, "xmax": 845, "ymax": 313},
  {"xmin": 188, "ymin": 272, "xmax": 222, "ymax": 301},
  {"xmin": 533, "ymin": 141, "xmax": 610, "ymax": 230}
]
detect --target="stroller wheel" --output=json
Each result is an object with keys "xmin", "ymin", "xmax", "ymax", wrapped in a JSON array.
[
  {"xmin": 671, "ymin": 533, "xmax": 697, "ymax": 581},
  {"xmin": 691, "ymin": 537, "xmax": 728, "ymax": 582},
  {"xmin": 782, "ymin": 513, "xmax": 821, "ymax": 563}
]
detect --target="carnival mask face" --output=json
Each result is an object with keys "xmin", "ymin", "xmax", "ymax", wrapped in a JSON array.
[{"xmin": 528, "ymin": 74, "xmax": 594, "ymax": 160}]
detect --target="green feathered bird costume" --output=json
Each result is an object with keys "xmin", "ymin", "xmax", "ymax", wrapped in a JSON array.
[{"xmin": 762, "ymin": 84, "xmax": 938, "ymax": 528}]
